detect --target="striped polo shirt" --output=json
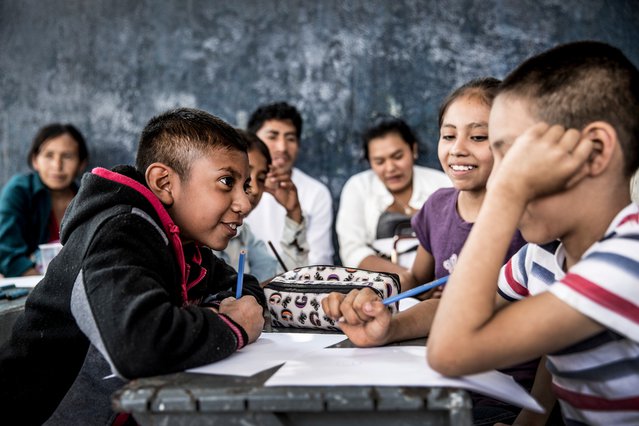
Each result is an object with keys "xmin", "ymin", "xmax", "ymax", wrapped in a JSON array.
[{"xmin": 498, "ymin": 203, "xmax": 639, "ymax": 425}]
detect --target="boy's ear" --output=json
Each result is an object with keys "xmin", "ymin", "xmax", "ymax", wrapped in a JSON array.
[
  {"xmin": 145, "ymin": 162, "xmax": 176, "ymax": 206},
  {"xmin": 581, "ymin": 121, "xmax": 618, "ymax": 177}
]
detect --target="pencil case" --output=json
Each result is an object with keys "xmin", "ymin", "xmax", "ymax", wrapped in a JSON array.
[{"xmin": 263, "ymin": 265, "xmax": 400, "ymax": 331}]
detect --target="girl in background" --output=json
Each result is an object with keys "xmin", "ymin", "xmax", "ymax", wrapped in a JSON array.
[
  {"xmin": 0, "ymin": 123, "xmax": 88, "ymax": 277},
  {"xmin": 214, "ymin": 130, "xmax": 308, "ymax": 282}
]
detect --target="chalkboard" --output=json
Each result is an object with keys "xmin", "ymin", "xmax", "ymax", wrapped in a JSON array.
[{"xmin": 1, "ymin": 0, "xmax": 638, "ymax": 204}]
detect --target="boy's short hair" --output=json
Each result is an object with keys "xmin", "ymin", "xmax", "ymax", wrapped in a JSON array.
[
  {"xmin": 236, "ymin": 128, "xmax": 272, "ymax": 166},
  {"xmin": 136, "ymin": 108, "xmax": 246, "ymax": 181},
  {"xmin": 499, "ymin": 40, "xmax": 639, "ymax": 177},
  {"xmin": 28, "ymin": 123, "xmax": 89, "ymax": 167},
  {"xmin": 247, "ymin": 102, "xmax": 303, "ymax": 141},
  {"xmin": 361, "ymin": 115, "xmax": 420, "ymax": 162}
]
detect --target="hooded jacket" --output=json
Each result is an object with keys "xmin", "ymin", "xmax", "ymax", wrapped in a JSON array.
[{"xmin": 0, "ymin": 165, "xmax": 266, "ymax": 425}]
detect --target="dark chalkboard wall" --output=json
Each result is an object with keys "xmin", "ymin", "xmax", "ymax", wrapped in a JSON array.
[{"xmin": 1, "ymin": 0, "xmax": 638, "ymax": 202}]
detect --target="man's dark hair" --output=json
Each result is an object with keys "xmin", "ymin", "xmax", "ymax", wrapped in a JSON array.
[{"xmin": 247, "ymin": 102, "xmax": 303, "ymax": 141}]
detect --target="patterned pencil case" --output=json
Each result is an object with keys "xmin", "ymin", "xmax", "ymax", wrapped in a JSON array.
[{"xmin": 264, "ymin": 265, "xmax": 401, "ymax": 331}]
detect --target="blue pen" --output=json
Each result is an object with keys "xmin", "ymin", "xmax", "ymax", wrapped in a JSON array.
[
  {"xmin": 382, "ymin": 275, "xmax": 449, "ymax": 305},
  {"xmin": 235, "ymin": 250, "xmax": 246, "ymax": 299}
]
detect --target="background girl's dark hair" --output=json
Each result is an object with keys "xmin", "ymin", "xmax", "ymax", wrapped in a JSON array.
[
  {"xmin": 437, "ymin": 77, "xmax": 502, "ymax": 128},
  {"xmin": 236, "ymin": 128, "xmax": 272, "ymax": 165},
  {"xmin": 361, "ymin": 115, "xmax": 420, "ymax": 162},
  {"xmin": 27, "ymin": 123, "xmax": 89, "ymax": 167}
]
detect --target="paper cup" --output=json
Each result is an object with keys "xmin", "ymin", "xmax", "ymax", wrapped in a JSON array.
[{"xmin": 38, "ymin": 242, "xmax": 63, "ymax": 274}]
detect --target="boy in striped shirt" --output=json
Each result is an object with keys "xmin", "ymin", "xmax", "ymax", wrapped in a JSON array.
[{"xmin": 428, "ymin": 41, "xmax": 639, "ymax": 425}]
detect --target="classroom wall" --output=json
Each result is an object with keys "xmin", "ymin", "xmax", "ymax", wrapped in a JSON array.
[{"xmin": 1, "ymin": 0, "xmax": 638, "ymax": 202}]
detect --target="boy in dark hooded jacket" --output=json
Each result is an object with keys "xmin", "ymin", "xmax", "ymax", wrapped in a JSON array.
[{"xmin": 0, "ymin": 108, "xmax": 266, "ymax": 425}]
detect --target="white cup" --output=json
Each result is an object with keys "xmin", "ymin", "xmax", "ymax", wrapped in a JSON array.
[{"xmin": 38, "ymin": 242, "xmax": 63, "ymax": 274}]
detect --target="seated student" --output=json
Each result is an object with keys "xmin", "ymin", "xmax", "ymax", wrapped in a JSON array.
[
  {"xmin": 0, "ymin": 108, "xmax": 266, "ymax": 425},
  {"xmin": 325, "ymin": 79, "xmax": 542, "ymax": 425},
  {"xmin": 245, "ymin": 102, "xmax": 334, "ymax": 265},
  {"xmin": 214, "ymin": 129, "xmax": 309, "ymax": 281},
  {"xmin": 0, "ymin": 123, "xmax": 88, "ymax": 277},
  {"xmin": 427, "ymin": 41, "xmax": 639, "ymax": 425},
  {"xmin": 336, "ymin": 116, "xmax": 450, "ymax": 285}
]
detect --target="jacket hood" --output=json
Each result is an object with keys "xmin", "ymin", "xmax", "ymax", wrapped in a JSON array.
[
  {"xmin": 61, "ymin": 166, "xmax": 157, "ymax": 240},
  {"xmin": 60, "ymin": 165, "xmax": 193, "ymax": 302}
]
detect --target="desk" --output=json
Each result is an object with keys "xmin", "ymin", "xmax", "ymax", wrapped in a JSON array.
[
  {"xmin": 112, "ymin": 336, "xmax": 473, "ymax": 426},
  {"xmin": 0, "ymin": 275, "xmax": 41, "ymax": 346}
]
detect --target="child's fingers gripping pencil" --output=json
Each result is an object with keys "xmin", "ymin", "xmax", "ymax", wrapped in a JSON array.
[
  {"xmin": 235, "ymin": 250, "xmax": 246, "ymax": 299},
  {"xmin": 337, "ymin": 276, "xmax": 449, "ymax": 324},
  {"xmin": 382, "ymin": 276, "xmax": 449, "ymax": 306}
]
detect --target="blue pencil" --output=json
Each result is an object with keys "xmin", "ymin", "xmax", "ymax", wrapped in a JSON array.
[
  {"xmin": 235, "ymin": 250, "xmax": 246, "ymax": 299},
  {"xmin": 382, "ymin": 275, "xmax": 449, "ymax": 305}
]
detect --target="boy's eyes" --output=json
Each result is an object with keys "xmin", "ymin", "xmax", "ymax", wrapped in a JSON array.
[{"xmin": 219, "ymin": 176, "xmax": 235, "ymax": 188}]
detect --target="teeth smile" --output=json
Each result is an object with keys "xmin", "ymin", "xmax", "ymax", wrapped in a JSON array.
[
  {"xmin": 450, "ymin": 165, "xmax": 475, "ymax": 171},
  {"xmin": 228, "ymin": 223, "xmax": 237, "ymax": 230}
]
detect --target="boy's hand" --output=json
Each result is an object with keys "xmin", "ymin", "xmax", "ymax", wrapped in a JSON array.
[
  {"xmin": 322, "ymin": 288, "xmax": 393, "ymax": 347},
  {"xmin": 218, "ymin": 296, "xmax": 264, "ymax": 344},
  {"xmin": 491, "ymin": 123, "xmax": 593, "ymax": 203}
]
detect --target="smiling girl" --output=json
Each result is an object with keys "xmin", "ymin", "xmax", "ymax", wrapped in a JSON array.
[{"xmin": 0, "ymin": 123, "xmax": 88, "ymax": 276}]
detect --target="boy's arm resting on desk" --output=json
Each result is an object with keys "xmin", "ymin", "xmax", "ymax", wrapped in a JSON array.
[
  {"xmin": 428, "ymin": 123, "xmax": 601, "ymax": 375},
  {"xmin": 73, "ymin": 215, "xmax": 262, "ymax": 379}
]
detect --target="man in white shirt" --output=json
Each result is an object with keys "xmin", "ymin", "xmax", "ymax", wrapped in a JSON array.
[{"xmin": 245, "ymin": 102, "xmax": 334, "ymax": 266}]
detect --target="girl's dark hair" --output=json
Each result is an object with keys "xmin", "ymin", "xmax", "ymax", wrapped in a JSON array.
[
  {"xmin": 437, "ymin": 77, "xmax": 501, "ymax": 128},
  {"xmin": 362, "ymin": 115, "xmax": 419, "ymax": 162},
  {"xmin": 236, "ymin": 128, "xmax": 272, "ymax": 165},
  {"xmin": 27, "ymin": 123, "xmax": 89, "ymax": 167}
]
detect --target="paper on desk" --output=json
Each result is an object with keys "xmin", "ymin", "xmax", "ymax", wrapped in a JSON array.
[
  {"xmin": 398, "ymin": 297, "xmax": 421, "ymax": 311},
  {"xmin": 0, "ymin": 275, "xmax": 43, "ymax": 288},
  {"xmin": 264, "ymin": 346, "xmax": 543, "ymax": 413},
  {"xmin": 187, "ymin": 332, "xmax": 347, "ymax": 377}
]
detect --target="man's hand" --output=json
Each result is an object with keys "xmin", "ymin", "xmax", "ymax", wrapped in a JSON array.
[
  {"xmin": 265, "ymin": 167, "xmax": 303, "ymax": 223},
  {"xmin": 322, "ymin": 288, "xmax": 393, "ymax": 347},
  {"xmin": 491, "ymin": 123, "xmax": 594, "ymax": 204},
  {"xmin": 218, "ymin": 296, "xmax": 265, "ymax": 344}
]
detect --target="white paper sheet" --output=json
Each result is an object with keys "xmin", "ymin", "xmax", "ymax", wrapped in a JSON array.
[
  {"xmin": 0, "ymin": 275, "xmax": 43, "ymax": 288},
  {"xmin": 398, "ymin": 297, "xmax": 421, "ymax": 311},
  {"xmin": 187, "ymin": 332, "xmax": 347, "ymax": 377},
  {"xmin": 264, "ymin": 346, "xmax": 543, "ymax": 412}
]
